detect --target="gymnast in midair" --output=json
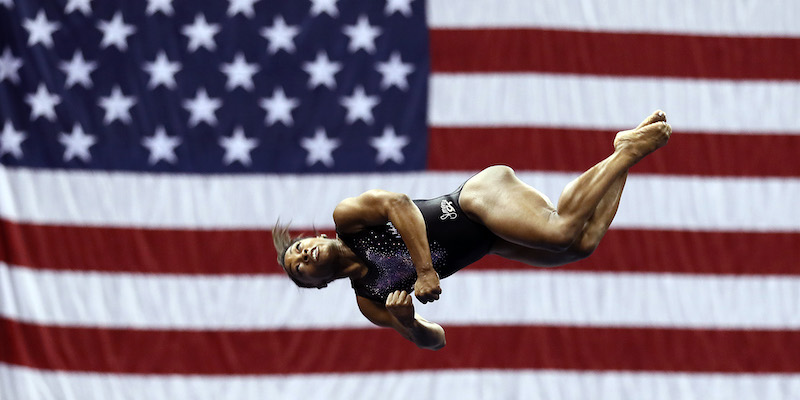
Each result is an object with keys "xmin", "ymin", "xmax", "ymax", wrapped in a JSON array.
[{"xmin": 274, "ymin": 110, "xmax": 671, "ymax": 350}]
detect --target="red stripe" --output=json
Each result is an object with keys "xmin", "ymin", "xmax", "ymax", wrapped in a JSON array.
[
  {"xmin": 0, "ymin": 219, "xmax": 279, "ymax": 274},
  {"xmin": 1, "ymin": 220, "xmax": 797, "ymax": 275},
  {"xmin": 2, "ymin": 317, "xmax": 798, "ymax": 374},
  {"xmin": 481, "ymin": 229, "xmax": 800, "ymax": 275},
  {"xmin": 428, "ymin": 127, "xmax": 800, "ymax": 177},
  {"xmin": 430, "ymin": 28, "xmax": 800, "ymax": 80}
]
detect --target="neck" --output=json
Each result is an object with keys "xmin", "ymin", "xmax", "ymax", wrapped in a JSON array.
[{"xmin": 332, "ymin": 238, "xmax": 368, "ymax": 280}]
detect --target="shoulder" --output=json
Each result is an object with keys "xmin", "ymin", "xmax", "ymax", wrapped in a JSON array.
[
  {"xmin": 333, "ymin": 190, "xmax": 412, "ymax": 233},
  {"xmin": 336, "ymin": 189, "xmax": 406, "ymax": 209}
]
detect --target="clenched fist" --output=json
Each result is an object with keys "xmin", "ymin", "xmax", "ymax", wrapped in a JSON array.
[
  {"xmin": 386, "ymin": 290, "xmax": 415, "ymax": 326},
  {"xmin": 414, "ymin": 271, "xmax": 442, "ymax": 304}
]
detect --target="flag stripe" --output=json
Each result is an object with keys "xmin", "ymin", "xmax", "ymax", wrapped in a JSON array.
[
  {"xmin": 430, "ymin": 29, "xmax": 800, "ymax": 80},
  {"xmin": 428, "ymin": 127, "xmax": 800, "ymax": 177},
  {"xmin": 5, "ymin": 264, "xmax": 800, "ymax": 330},
  {"xmin": 2, "ymin": 167, "xmax": 799, "ymax": 231},
  {"xmin": 2, "ymin": 318, "xmax": 799, "ymax": 374},
  {"xmin": 2, "ymin": 221, "xmax": 797, "ymax": 276},
  {"xmin": 427, "ymin": 0, "xmax": 800, "ymax": 37},
  {"xmin": 429, "ymin": 74, "xmax": 800, "ymax": 133},
  {"xmin": 3, "ymin": 0, "xmax": 798, "ymax": 396},
  {"xmin": 3, "ymin": 364, "xmax": 800, "ymax": 400}
]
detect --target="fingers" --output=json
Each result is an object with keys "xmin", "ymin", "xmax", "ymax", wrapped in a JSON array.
[
  {"xmin": 415, "ymin": 286, "xmax": 441, "ymax": 304},
  {"xmin": 386, "ymin": 290, "xmax": 413, "ymax": 306}
]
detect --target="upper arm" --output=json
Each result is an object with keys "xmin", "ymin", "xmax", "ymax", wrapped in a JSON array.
[
  {"xmin": 356, "ymin": 295, "xmax": 395, "ymax": 328},
  {"xmin": 333, "ymin": 189, "xmax": 412, "ymax": 233},
  {"xmin": 356, "ymin": 294, "xmax": 446, "ymax": 350}
]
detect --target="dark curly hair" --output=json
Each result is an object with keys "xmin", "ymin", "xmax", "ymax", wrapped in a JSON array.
[{"xmin": 272, "ymin": 222, "xmax": 320, "ymax": 289}]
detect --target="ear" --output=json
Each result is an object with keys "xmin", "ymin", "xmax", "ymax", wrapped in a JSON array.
[{"xmin": 319, "ymin": 234, "xmax": 328, "ymax": 239}]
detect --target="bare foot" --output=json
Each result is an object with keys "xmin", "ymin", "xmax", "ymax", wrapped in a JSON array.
[
  {"xmin": 614, "ymin": 110, "xmax": 667, "ymax": 148},
  {"xmin": 614, "ymin": 119, "xmax": 671, "ymax": 161}
]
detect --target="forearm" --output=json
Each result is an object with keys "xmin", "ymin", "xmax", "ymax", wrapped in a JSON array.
[{"xmin": 386, "ymin": 197, "xmax": 434, "ymax": 276}]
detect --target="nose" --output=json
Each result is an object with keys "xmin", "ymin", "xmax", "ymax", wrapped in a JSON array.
[{"xmin": 302, "ymin": 248, "xmax": 309, "ymax": 262}]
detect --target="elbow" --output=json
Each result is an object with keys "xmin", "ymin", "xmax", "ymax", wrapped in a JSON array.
[
  {"xmin": 427, "ymin": 340, "xmax": 446, "ymax": 351},
  {"xmin": 416, "ymin": 336, "xmax": 446, "ymax": 351}
]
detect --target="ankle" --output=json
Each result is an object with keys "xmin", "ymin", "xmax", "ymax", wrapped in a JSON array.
[{"xmin": 612, "ymin": 145, "xmax": 640, "ymax": 165}]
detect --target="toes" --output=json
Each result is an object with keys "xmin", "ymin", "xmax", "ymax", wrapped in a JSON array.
[
  {"xmin": 636, "ymin": 110, "xmax": 667, "ymax": 129},
  {"xmin": 662, "ymin": 121, "xmax": 672, "ymax": 136}
]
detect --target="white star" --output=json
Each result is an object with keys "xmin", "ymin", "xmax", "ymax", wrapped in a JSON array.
[
  {"xmin": 25, "ymin": 83, "xmax": 60, "ymax": 121},
  {"xmin": 385, "ymin": 0, "xmax": 413, "ymax": 16},
  {"xmin": 227, "ymin": 0, "xmax": 259, "ymax": 17},
  {"xmin": 219, "ymin": 127, "xmax": 259, "ymax": 166},
  {"xmin": 0, "ymin": 48, "xmax": 23, "ymax": 84},
  {"xmin": 302, "ymin": 51, "xmax": 341, "ymax": 89},
  {"xmin": 0, "ymin": 121, "xmax": 26, "ymax": 159},
  {"xmin": 142, "ymin": 126, "xmax": 181, "ymax": 165},
  {"xmin": 260, "ymin": 16, "xmax": 299, "ymax": 54},
  {"xmin": 99, "ymin": 86, "xmax": 136, "ymax": 124},
  {"xmin": 342, "ymin": 15, "xmax": 381, "ymax": 53},
  {"xmin": 65, "ymin": 0, "xmax": 92, "ymax": 15},
  {"xmin": 146, "ymin": 0, "xmax": 174, "ymax": 16},
  {"xmin": 221, "ymin": 53, "xmax": 259, "ymax": 91},
  {"xmin": 310, "ymin": 0, "xmax": 338, "ymax": 17},
  {"xmin": 182, "ymin": 15, "xmax": 220, "ymax": 52},
  {"xmin": 301, "ymin": 128, "xmax": 340, "ymax": 167},
  {"xmin": 182, "ymin": 88, "xmax": 221, "ymax": 127},
  {"xmin": 340, "ymin": 85, "xmax": 379, "ymax": 124},
  {"xmin": 23, "ymin": 11, "xmax": 60, "ymax": 48},
  {"xmin": 369, "ymin": 126, "xmax": 409, "ymax": 165},
  {"xmin": 59, "ymin": 124, "xmax": 96, "ymax": 162},
  {"xmin": 259, "ymin": 87, "xmax": 299, "ymax": 126},
  {"xmin": 97, "ymin": 12, "xmax": 136, "ymax": 51},
  {"xmin": 143, "ymin": 51, "xmax": 181, "ymax": 89},
  {"xmin": 59, "ymin": 51, "xmax": 97, "ymax": 88},
  {"xmin": 376, "ymin": 51, "xmax": 414, "ymax": 90}
]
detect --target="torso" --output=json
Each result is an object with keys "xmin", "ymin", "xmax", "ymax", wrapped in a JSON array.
[{"xmin": 338, "ymin": 185, "xmax": 496, "ymax": 302}]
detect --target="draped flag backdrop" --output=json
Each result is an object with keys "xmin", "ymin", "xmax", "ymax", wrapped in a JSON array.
[{"xmin": 1, "ymin": 0, "xmax": 800, "ymax": 399}]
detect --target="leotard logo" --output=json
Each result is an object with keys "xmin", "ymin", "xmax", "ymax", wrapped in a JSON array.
[{"xmin": 440, "ymin": 200, "xmax": 458, "ymax": 220}]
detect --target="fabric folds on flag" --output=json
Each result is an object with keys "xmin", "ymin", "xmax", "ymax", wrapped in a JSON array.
[{"xmin": 1, "ymin": 0, "xmax": 799, "ymax": 399}]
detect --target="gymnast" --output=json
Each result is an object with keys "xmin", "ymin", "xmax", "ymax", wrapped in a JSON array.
[{"xmin": 274, "ymin": 111, "xmax": 671, "ymax": 350}]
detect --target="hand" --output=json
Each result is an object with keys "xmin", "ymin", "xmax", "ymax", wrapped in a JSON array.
[
  {"xmin": 386, "ymin": 290, "xmax": 415, "ymax": 326},
  {"xmin": 414, "ymin": 271, "xmax": 442, "ymax": 304}
]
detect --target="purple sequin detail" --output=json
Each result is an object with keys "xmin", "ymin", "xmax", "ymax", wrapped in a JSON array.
[{"xmin": 347, "ymin": 223, "xmax": 448, "ymax": 301}]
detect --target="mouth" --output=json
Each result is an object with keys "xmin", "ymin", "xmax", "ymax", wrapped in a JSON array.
[{"xmin": 312, "ymin": 247, "xmax": 319, "ymax": 262}]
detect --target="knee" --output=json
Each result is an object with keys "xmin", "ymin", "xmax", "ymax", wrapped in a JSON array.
[
  {"xmin": 566, "ymin": 230, "xmax": 603, "ymax": 261},
  {"xmin": 570, "ymin": 240, "xmax": 597, "ymax": 260},
  {"xmin": 545, "ymin": 215, "xmax": 584, "ymax": 252}
]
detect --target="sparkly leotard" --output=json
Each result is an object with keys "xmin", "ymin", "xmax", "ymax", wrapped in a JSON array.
[{"xmin": 338, "ymin": 184, "xmax": 496, "ymax": 302}]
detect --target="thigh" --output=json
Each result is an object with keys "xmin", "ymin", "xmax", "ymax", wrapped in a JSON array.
[{"xmin": 459, "ymin": 166, "xmax": 566, "ymax": 250}]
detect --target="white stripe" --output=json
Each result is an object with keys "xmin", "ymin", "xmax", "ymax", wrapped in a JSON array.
[
  {"xmin": 3, "ymin": 263, "xmax": 800, "ymax": 330},
  {"xmin": 3, "ymin": 363, "xmax": 800, "ymax": 400},
  {"xmin": 430, "ymin": 73, "xmax": 800, "ymax": 133},
  {"xmin": 428, "ymin": 0, "xmax": 800, "ymax": 37},
  {"xmin": 1, "ymin": 167, "xmax": 798, "ymax": 231}
]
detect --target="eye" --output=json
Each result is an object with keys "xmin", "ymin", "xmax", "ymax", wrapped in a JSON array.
[{"xmin": 295, "ymin": 242, "xmax": 301, "ymax": 252}]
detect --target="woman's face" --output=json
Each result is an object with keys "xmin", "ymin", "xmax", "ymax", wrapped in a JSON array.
[{"xmin": 283, "ymin": 235, "xmax": 338, "ymax": 287}]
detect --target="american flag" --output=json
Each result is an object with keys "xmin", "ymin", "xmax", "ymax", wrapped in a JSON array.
[{"xmin": 1, "ymin": 0, "xmax": 799, "ymax": 398}]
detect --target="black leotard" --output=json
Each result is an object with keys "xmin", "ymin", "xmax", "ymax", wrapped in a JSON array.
[{"xmin": 338, "ymin": 183, "xmax": 496, "ymax": 302}]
